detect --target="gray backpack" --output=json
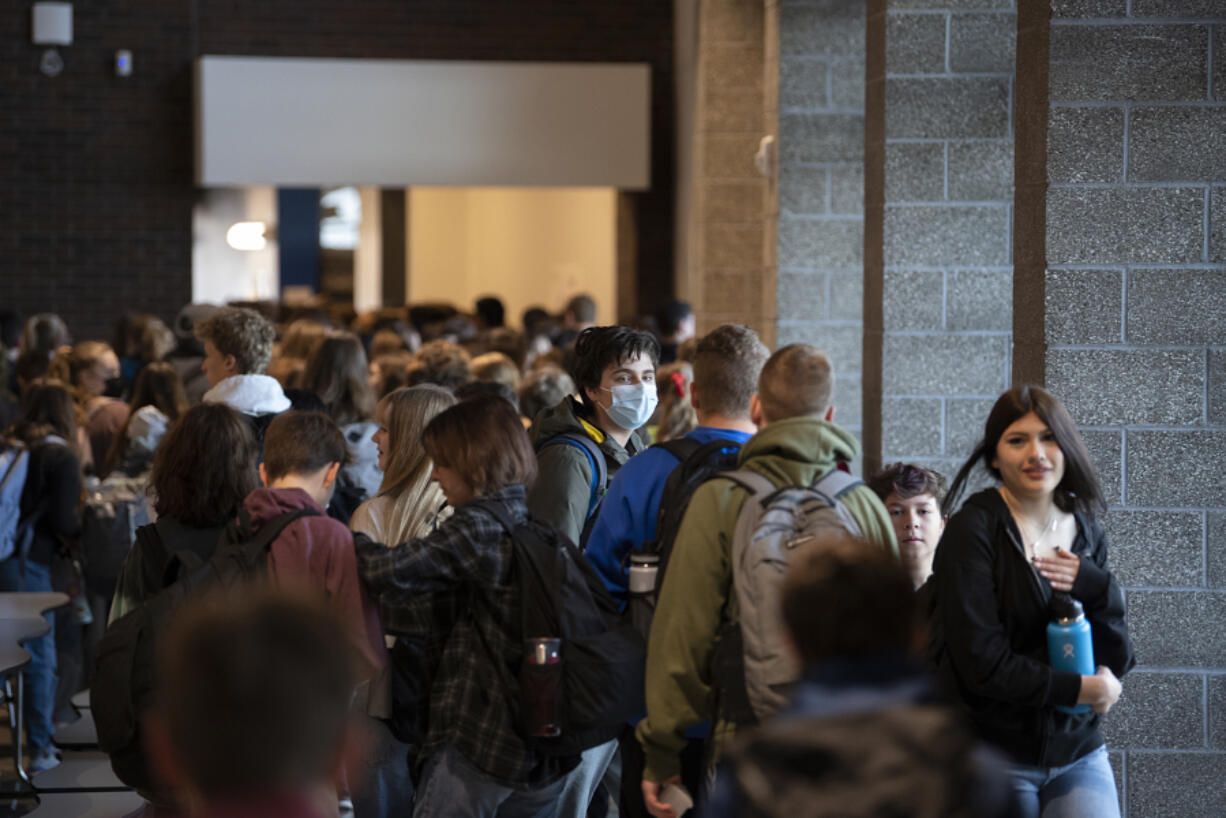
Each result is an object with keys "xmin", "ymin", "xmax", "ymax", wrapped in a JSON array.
[{"xmin": 713, "ymin": 467, "xmax": 863, "ymax": 724}]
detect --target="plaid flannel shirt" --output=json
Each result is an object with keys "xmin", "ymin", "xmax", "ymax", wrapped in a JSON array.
[{"xmin": 355, "ymin": 484, "xmax": 571, "ymax": 786}]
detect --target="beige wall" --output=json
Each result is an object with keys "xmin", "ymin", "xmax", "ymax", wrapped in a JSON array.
[{"xmin": 407, "ymin": 187, "xmax": 618, "ymax": 326}]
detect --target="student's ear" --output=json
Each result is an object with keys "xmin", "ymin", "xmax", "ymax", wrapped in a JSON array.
[
  {"xmin": 688, "ymin": 381, "xmax": 702, "ymax": 412},
  {"xmin": 749, "ymin": 394, "xmax": 766, "ymax": 429},
  {"xmin": 223, "ymin": 353, "xmax": 239, "ymax": 377},
  {"xmin": 143, "ymin": 710, "xmax": 194, "ymax": 806},
  {"xmin": 258, "ymin": 462, "xmax": 270, "ymax": 488},
  {"xmin": 322, "ymin": 461, "xmax": 341, "ymax": 490},
  {"xmin": 824, "ymin": 405, "xmax": 836, "ymax": 423}
]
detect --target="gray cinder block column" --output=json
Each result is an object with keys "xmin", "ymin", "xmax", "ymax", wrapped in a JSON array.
[
  {"xmin": 1022, "ymin": 4, "xmax": 1226, "ymax": 815},
  {"xmin": 877, "ymin": 0, "xmax": 1017, "ymax": 476}
]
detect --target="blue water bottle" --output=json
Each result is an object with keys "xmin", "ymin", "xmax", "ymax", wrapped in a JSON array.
[{"xmin": 1047, "ymin": 594, "xmax": 1094, "ymax": 714}]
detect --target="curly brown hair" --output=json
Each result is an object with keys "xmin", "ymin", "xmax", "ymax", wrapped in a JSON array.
[
  {"xmin": 152, "ymin": 403, "xmax": 259, "ymax": 527},
  {"xmin": 406, "ymin": 340, "xmax": 472, "ymax": 391},
  {"xmin": 195, "ymin": 307, "xmax": 276, "ymax": 375}
]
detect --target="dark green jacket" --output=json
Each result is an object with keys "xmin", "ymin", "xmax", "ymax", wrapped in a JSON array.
[{"xmin": 527, "ymin": 396, "xmax": 646, "ymax": 545}]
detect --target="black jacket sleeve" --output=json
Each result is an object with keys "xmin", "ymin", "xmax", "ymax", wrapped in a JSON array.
[
  {"xmin": 934, "ymin": 505, "xmax": 1082, "ymax": 709},
  {"xmin": 40, "ymin": 445, "xmax": 82, "ymax": 540},
  {"xmin": 1071, "ymin": 515, "xmax": 1135, "ymax": 678}
]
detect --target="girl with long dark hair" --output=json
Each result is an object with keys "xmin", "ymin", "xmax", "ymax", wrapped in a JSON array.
[{"xmin": 933, "ymin": 385, "xmax": 1134, "ymax": 817}]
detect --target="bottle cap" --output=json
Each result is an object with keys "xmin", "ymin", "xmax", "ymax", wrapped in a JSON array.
[
  {"xmin": 1050, "ymin": 593, "xmax": 1085, "ymax": 624},
  {"xmin": 629, "ymin": 551, "xmax": 659, "ymax": 566}
]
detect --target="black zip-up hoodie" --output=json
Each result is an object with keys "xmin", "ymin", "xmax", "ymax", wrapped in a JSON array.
[{"xmin": 931, "ymin": 488, "xmax": 1134, "ymax": 767}]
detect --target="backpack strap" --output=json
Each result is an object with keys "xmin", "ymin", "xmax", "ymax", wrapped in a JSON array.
[
  {"xmin": 475, "ymin": 497, "xmax": 518, "ymax": 534},
  {"xmin": 646, "ymin": 438, "xmax": 742, "ymax": 557},
  {"xmin": 231, "ymin": 507, "xmax": 322, "ymax": 567},
  {"xmin": 538, "ymin": 432, "xmax": 608, "ymax": 520},
  {"xmin": 721, "ymin": 468, "xmax": 779, "ymax": 505},
  {"xmin": 652, "ymin": 437, "xmax": 702, "ymax": 463},
  {"xmin": 1, "ymin": 443, "xmax": 27, "ymax": 487},
  {"xmin": 812, "ymin": 467, "xmax": 862, "ymax": 500}
]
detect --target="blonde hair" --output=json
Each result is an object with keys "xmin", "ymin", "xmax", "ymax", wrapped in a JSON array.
[{"xmin": 376, "ymin": 385, "xmax": 457, "ymax": 543}]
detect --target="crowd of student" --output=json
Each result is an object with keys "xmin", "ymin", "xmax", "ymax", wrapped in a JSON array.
[{"xmin": 0, "ymin": 292, "xmax": 1132, "ymax": 818}]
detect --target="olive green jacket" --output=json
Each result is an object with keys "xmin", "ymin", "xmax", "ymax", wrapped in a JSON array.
[
  {"xmin": 526, "ymin": 396, "xmax": 645, "ymax": 545},
  {"xmin": 635, "ymin": 416, "xmax": 898, "ymax": 781}
]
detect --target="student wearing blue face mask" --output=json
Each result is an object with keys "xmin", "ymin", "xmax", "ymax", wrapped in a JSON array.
[
  {"xmin": 527, "ymin": 324, "xmax": 659, "ymax": 818},
  {"xmin": 528, "ymin": 325, "xmax": 660, "ymax": 547}
]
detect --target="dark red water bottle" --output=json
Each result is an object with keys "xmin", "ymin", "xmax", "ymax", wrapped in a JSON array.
[{"xmin": 521, "ymin": 637, "xmax": 563, "ymax": 737}]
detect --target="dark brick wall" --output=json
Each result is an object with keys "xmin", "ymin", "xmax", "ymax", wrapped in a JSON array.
[{"xmin": 0, "ymin": 1, "xmax": 674, "ymax": 339}]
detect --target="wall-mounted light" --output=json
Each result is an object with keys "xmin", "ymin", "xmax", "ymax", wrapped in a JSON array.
[
  {"xmin": 32, "ymin": 2, "xmax": 72, "ymax": 77},
  {"xmin": 226, "ymin": 221, "xmax": 273, "ymax": 251}
]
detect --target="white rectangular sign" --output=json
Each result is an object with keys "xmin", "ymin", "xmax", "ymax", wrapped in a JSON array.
[{"xmin": 195, "ymin": 56, "xmax": 651, "ymax": 189}]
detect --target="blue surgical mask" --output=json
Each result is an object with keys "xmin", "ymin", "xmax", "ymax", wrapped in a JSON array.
[{"xmin": 601, "ymin": 382, "xmax": 658, "ymax": 431}]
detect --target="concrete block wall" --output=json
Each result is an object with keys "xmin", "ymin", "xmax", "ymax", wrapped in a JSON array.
[
  {"xmin": 776, "ymin": 0, "xmax": 867, "ymax": 441},
  {"xmin": 1043, "ymin": 5, "xmax": 1226, "ymax": 815},
  {"xmin": 879, "ymin": 1, "xmax": 1016, "ymax": 477}
]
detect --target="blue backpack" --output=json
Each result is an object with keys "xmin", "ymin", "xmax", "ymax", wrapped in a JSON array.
[
  {"xmin": 535, "ymin": 432, "xmax": 609, "ymax": 547},
  {"xmin": 0, "ymin": 440, "xmax": 31, "ymax": 561},
  {"xmin": 1, "ymin": 434, "xmax": 70, "ymax": 564}
]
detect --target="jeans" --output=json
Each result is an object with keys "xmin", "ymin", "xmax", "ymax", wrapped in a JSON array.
[
  {"xmin": 1007, "ymin": 744, "xmax": 1121, "ymax": 818},
  {"xmin": 413, "ymin": 744, "xmax": 565, "ymax": 818},
  {"xmin": 0, "ymin": 558, "xmax": 58, "ymax": 753},
  {"xmin": 353, "ymin": 716, "xmax": 415, "ymax": 818},
  {"xmin": 554, "ymin": 738, "xmax": 619, "ymax": 818}
]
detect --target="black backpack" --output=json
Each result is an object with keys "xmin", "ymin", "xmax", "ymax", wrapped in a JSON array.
[
  {"xmin": 626, "ymin": 437, "xmax": 742, "ymax": 640},
  {"xmin": 92, "ymin": 507, "xmax": 318, "ymax": 796},
  {"xmin": 477, "ymin": 499, "xmax": 645, "ymax": 757}
]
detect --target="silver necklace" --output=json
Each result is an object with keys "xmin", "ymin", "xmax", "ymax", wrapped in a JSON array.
[{"xmin": 1002, "ymin": 490, "xmax": 1057, "ymax": 556}]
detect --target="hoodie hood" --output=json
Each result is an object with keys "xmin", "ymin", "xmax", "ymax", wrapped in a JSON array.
[
  {"xmin": 736, "ymin": 416, "xmax": 859, "ymax": 487},
  {"xmin": 126, "ymin": 405, "xmax": 169, "ymax": 458},
  {"xmin": 529, "ymin": 395, "xmax": 597, "ymax": 444},
  {"xmin": 243, "ymin": 486, "xmax": 323, "ymax": 526},
  {"xmin": 202, "ymin": 374, "xmax": 291, "ymax": 417}
]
